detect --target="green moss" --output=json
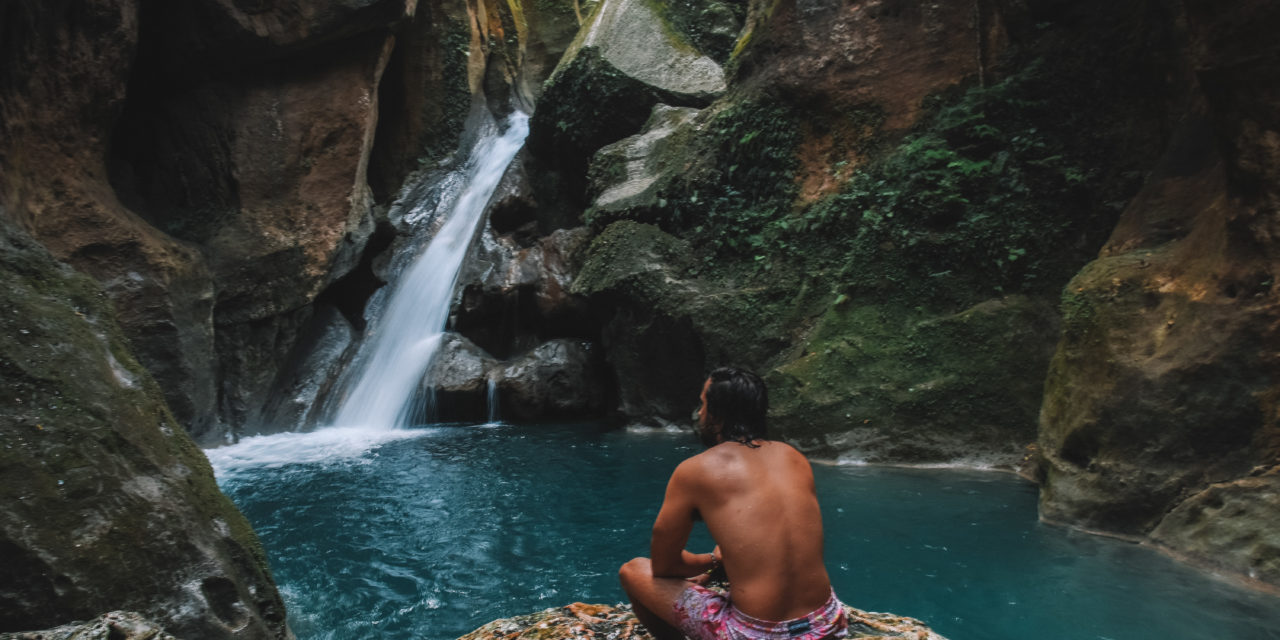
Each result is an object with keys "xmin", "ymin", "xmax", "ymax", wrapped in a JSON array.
[
  {"xmin": 644, "ymin": 0, "xmax": 744, "ymax": 62},
  {"xmin": 531, "ymin": 46, "xmax": 662, "ymax": 163},
  {"xmin": 663, "ymin": 95, "xmax": 802, "ymax": 257},
  {"xmin": 770, "ymin": 296, "xmax": 1059, "ymax": 460},
  {"xmin": 0, "ymin": 222, "xmax": 284, "ymax": 630},
  {"xmin": 422, "ymin": 19, "xmax": 475, "ymax": 164}
]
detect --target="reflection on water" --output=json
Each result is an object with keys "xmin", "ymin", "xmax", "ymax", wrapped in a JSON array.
[{"xmin": 213, "ymin": 423, "xmax": 1280, "ymax": 640}]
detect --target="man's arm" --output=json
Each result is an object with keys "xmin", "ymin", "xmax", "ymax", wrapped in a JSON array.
[{"xmin": 650, "ymin": 460, "xmax": 717, "ymax": 578}]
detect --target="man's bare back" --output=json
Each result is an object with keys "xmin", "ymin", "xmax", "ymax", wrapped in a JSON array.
[
  {"xmin": 655, "ymin": 440, "xmax": 833, "ymax": 620},
  {"xmin": 619, "ymin": 368, "xmax": 846, "ymax": 640}
]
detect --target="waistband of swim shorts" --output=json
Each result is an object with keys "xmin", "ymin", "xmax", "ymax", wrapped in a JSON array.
[{"xmin": 727, "ymin": 590, "xmax": 844, "ymax": 634}]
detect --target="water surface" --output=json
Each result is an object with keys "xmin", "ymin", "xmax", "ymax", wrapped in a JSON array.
[{"xmin": 212, "ymin": 423, "xmax": 1280, "ymax": 640}]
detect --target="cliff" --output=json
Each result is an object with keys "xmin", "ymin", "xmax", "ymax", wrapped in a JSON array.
[{"xmin": 3, "ymin": 0, "xmax": 1280, "ymax": 612}]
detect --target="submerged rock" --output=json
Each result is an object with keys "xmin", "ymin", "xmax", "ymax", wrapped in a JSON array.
[
  {"xmin": 458, "ymin": 603, "xmax": 947, "ymax": 640},
  {"xmin": 0, "ymin": 611, "xmax": 177, "ymax": 640}
]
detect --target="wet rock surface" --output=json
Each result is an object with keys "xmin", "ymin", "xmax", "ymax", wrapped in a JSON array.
[
  {"xmin": 497, "ymin": 339, "xmax": 608, "ymax": 421},
  {"xmin": 458, "ymin": 602, "xmax": 948, "ymax": 640}
]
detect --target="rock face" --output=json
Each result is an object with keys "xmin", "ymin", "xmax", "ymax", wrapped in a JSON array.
[
  {"xmin": 458, "ymin": 602, "xmax": 948, "ymax": 640},
  {"xmin": 586, "ymin": 105, "xmax": 704, "ymax": 226},
  {"xmin": 0, "ymin": 220, "xmax": 287, "ymax": 638},
  {"xmin": 497, "ymin": 338, "xmax": 608, "ymax": 420},
  {"xmin": 0, "ymin": 0, "xmax": 583, "ymax": 444},
  {"xmin": 525, "ymin": 0, "xmax": 728, "ymax": 224},
  {"xmin": 525, "ymin": 0, "xmax": 1200, "ymax": 471},
  {"xmin": 1036, "ymin": 0, "xmax": 1280, "ymax": 587}
]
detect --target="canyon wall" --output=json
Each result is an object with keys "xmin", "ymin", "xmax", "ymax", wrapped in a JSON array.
[
  {"xmin": 1036, "ymin": 0, "xmax": 1280, "ymax": 587},
  {"xmin": 1, "ymin": 0, "xmax": 578, "ymax": 444},
  {"xmin": 3, "ymin": 0, "xmax": 1279, "ymax": 602}
]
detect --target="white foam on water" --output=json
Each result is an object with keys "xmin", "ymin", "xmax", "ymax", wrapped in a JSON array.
[{"xmin": 205, "ymin": 427, "xmax": 430, "ymax": 478}]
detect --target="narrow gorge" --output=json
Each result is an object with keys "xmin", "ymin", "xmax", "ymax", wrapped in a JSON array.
[{"xmin": 2, "ymin": 0, "xmax": 1278, "ymax": 638}]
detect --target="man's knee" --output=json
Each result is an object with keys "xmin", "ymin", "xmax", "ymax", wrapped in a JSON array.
[{"xmin": 619, "ymin": 557, "xmax": 651, "ymax": 589}]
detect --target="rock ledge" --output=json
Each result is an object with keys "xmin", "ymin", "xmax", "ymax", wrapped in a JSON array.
[{"xmin": 459, "ymin": 603, "xmax": 947, "ymax": 640}]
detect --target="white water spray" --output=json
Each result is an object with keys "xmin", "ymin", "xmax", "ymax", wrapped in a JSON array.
[{"xmin": 330, "ymin": 112, "xmax": 529, "ymax": 429}]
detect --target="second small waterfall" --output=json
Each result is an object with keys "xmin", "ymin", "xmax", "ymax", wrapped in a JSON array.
[{"xmin": 329, "ymin": 112, "xmax": 529, "ymax": 429}]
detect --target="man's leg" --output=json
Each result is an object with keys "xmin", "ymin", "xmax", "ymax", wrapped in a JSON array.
[{"xmin": 619, "ymin": 557, "xmax": 693, "ymax": 640}]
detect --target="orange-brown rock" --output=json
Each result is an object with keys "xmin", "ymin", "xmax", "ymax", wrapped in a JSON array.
[{"xmin": 732, "ymin": 0, "xmax": 1016, "ymax": 200}]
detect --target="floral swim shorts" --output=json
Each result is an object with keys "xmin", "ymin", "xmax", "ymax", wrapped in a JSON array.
[{"xmin": 672, "ymin": 584, "xmax": 848, "ymax": 640}]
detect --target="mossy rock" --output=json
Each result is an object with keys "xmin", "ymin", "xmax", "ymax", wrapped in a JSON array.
[
  {"xmin": 1038, "ymin": 249, "xmax": 1274, "ymax": 537},
  {"xmin": 0, "ymin": 220, "xmax": 287, "ymax": 638},
  {"xmin": 770, "ymin": 295, "xmax": 1059, "ymax": 464},
  {"xmin": 585, "ymin": 104, "xmax": 705, "ymax": 228},
  {"xmin": 526, "ymin": 0, "xmax": 727, "ymax": 210}
]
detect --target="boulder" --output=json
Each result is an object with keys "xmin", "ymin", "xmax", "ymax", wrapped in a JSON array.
[
  {"xmin": 497, "ymin": 339, "xmax": 608, "ymax": 420},
  {"xmin": 570, "ymin": 221, "xmax": 706, "ymax": 426},
  {"xmin": 455, "ymin": 225, "xmax": 595, "ymax": 359},
  {"xmin": 562, "ymin": 0, "xmax": 726, "ymax": 102},
  {"xmin": 586, "ymin": 104, "xmax": 704, "ymax": 227},
  {"xmin": 526, "ymin": 0, "xmax": 727, "ymax": 210},
  {"xmin": 458, "ymin": 602, "xmax": 947, "ymax": 640},
  {"xmin": 0, "ymin": 220, "xmax": 287, "ymax": 638},
  {"xmin": 420, "ymin": 333, "xmax": 500, "ymax": 422}
]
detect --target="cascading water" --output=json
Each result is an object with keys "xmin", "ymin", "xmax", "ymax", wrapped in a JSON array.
[
  {"xmin": 329, "ymin": 112, "xmax": 528, "ymax": 430},
  {"xmin": 486, "ymin": 376, "xmax": 500, "ymax": 424}
]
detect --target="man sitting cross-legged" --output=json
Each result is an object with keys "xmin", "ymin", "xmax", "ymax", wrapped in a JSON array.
[{"xmin": 619, "ymin": 367, "xmax": 848, "ymax": 640}]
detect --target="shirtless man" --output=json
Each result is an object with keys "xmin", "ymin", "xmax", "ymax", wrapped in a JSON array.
[{"xmin": 619, "ymin": 368, "xmax": 847, "ymax": 640}]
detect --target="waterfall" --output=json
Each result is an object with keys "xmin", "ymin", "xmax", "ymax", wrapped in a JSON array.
[
  {"xmin": 486, "ymin": 376, "xmax": 500, "ymax": 424},
  {"xmin": 329, "ymin": 112, "xmax": 529, "ymax": 429}
]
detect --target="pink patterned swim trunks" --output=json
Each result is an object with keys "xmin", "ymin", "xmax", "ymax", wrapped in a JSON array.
[{"xmin": 673, "ymin": 584, "xmax": 848, "ymax": 640}]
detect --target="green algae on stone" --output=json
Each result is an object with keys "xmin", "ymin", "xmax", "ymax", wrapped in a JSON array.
[{"xmin": 768, "ymin": 296, "xmax": 1059, "ymax": 464}]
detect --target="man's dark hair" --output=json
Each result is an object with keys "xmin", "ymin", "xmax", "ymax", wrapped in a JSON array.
[{"xmin": 705, "ymin": 367, "xmax": 769, "ymax": 446}]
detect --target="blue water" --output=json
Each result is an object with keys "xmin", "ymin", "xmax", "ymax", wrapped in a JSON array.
[{"xmin": 212, "ymin": 423, "xmax": 1280, "ymax": 640}]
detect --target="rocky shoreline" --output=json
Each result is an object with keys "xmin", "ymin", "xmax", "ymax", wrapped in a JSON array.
[{"xmin": 459, "ymin": 603, "xmax": 947, "ymax": 640}]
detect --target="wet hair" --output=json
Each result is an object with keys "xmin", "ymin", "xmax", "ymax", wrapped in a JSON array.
[{"xmin": 705, "ymin": 367, "xmax": 769, "ymax": 447}]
